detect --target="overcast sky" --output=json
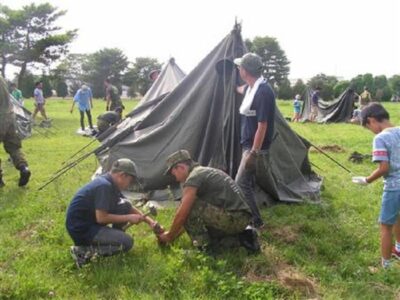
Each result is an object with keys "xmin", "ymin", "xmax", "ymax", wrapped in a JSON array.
[{"xmin": 3, "ymin": 0, "xmax": 400, "ymax": 81}]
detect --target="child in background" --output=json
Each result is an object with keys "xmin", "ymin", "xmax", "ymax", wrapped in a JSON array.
[
  {"xmin": 292, "ymin": 94, "xmax": 302, "ymax": 122},
  {"xmin": 352, "ymin": 103, "xmax": 400, "ymax": 268}
]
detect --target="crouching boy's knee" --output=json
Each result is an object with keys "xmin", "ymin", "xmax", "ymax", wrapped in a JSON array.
[{"xmin": 122, "ymin": 235, "xmax": 134, "ymax": 252}]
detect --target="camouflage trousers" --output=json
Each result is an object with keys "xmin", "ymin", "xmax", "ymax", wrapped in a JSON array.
[
  {"xmin": 96, "ymin": 118, "xmax": 110, "ymax": 134},
  {"xmin": 184, "ymin": 200, "xmax": 252, "ymax": 247},
  {"xmin": 110, "ymin": 101, "xmax": 124, "ymax": 112},
  {"xmin": 0, "ymin": 115, "xmax": 27, "ymax": 173}
]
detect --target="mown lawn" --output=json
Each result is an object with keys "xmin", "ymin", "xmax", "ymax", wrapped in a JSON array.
[{"xmin": 0, "ymin": 98, "xmax": 400, "ymax": 299}]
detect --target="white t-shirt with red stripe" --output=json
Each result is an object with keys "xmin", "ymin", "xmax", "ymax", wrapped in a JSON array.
[{"xmin": 372, "ymin": 127, "xmax": 400, "ymax": 191}]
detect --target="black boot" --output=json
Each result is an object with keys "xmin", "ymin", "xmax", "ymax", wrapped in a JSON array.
[
  {"xmin": 239, "ymin": 227, "xmax": 261, "ymax": 253},
  {"xmin": 18, "ymin": 166, "xmax": 31, "ymax": 187}
]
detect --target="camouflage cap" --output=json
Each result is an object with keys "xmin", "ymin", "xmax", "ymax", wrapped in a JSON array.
[
  {"xmin": 234, "ymin": 53, "xmax": 263, "ymax": 76},
  {"xmin": 164, "ymin": 149, "xmax": 192, "ymax": 175},
  {"xmin": 111, "ymin": 158, "xmax": 138, "ymax": 177}
]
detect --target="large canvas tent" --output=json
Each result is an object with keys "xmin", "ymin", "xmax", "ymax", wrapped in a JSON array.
[
  {"xmin": 135, "ymin": 57, "xmax": 186, "ymax": 108},
  {"xmin": 95, "ymin": 24, "xmax": 321, "ymax": 203},
  {"xmin": 10, "ymin": 94, "xmax": 32, "ymax": 139},
  {"xmin": 300, "ymin": 87, "xmax": 356, "ymax": 123}
]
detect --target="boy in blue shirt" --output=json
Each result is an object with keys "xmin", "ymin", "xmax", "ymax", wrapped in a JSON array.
[
  {"xmin": 352, "ymin": 103, "xmax": 400, "ymax": 268},
  {"xmin": 70, "ymin": 85, "xmax": 94, "ymax": 132},
  {"xmin": 292, "ymin": 94, "xmax": 302, "ymax": 122}
]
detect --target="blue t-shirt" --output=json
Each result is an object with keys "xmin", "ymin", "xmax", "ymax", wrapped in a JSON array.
[
  {"xmin": 311, "ymin": 91, "xmax": 320, "ymax": 105},
  {"xmin": 73, "ymin": 88, "xmax": 92, "ymax": 111},
  {"xmin": 372, "ymin": 127, "xmax": 400, "ymax": 191},
  {"xmin": 293, "ymin": 99, "xmax": 301, "ymax": 113},
  {"xmin": 66, "ymin": 174, "xmax": 124, "ymax": 245},
  {"xmin": 240, "ymin": 82, "xmax": 276, "ymax": 150}
]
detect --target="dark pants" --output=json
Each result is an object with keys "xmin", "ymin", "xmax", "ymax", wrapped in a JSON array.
[
  {"xmin": 71, "ymin": 200, "xmax": 133, "ymax": 257},
  {"xmin": 79, "ymin": 109, "xmax": 93, "ymax": 130},
  {"xmin": 235, "ymin": 150, "xmax": 264, "ymax": 227}
]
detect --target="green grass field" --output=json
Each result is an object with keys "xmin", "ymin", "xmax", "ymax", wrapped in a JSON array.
[{"xmin": 1, "ymin": 98, "xmax": 400, "ymax": 299}]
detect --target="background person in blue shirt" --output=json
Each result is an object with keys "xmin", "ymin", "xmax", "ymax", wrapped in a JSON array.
[
  {"xmin": 292, "ymin": 94, "xmax": 302, "ymax": 122},
  {"xmin": 70, "ymin": 85, "xmax": 94, "ymax": 132},
  {"xmin": 352, "ymin": 103, "xmax": 400, "ymax": 268},
  {"xmin": 310, "ymin": 87, "xmax": 321, "ymax": 122},
  {"xmin": 234, "ymin": 53, "xmax": 276, "ymax": 229},
  {"xmin": 66, "ymin": 158, "xmax": 160, "ymax": 268}
]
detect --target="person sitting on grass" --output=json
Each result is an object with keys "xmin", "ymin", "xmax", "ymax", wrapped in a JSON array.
[
  {"xmin": 157, "ymin": 149, "xmax": 260, "ymax": 253},
  {"xmin": 66, "ymin": 158, "xmax": 160, "ymax": 268},
  {"xmin": 352, "ymin": 103, "xmax": 400, "ymax": 269}
]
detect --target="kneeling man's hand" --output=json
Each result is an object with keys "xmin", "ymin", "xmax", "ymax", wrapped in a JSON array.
[{"xmin": 157, "ymin": 231, "xmax": 172, "ymax": 244}]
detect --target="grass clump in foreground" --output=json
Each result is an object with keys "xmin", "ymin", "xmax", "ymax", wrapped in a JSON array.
[{"xmin": 1, "ymin": 98, "xmax": 400, "ymax": 299}]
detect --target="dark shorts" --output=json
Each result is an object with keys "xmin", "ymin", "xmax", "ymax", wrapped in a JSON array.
[{"xmin": 35, "ymin": 103, "xmax": 45, "ymax": 110}]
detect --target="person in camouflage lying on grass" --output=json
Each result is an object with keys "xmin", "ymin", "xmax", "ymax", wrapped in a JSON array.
[
  {"xmin": 157, "ymin": 150, "xmax": 260, "ymax": 253},
  {"xmin": 0, "ymin": 76, "xmax": 31, "ymax": 187}
]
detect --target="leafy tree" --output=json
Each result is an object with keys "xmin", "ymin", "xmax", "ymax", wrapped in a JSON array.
[
  {"xmin": 17, "ymin": 71, "xmax": 36, "ymax": 97},
  {"xmin": 373, "ymin": 75, "xmax": 391, "ymax": 101},
  {"xmin": 277, "ymin": 78, "xmax": 292, "ymax": 100},
  {"xmin": 0, "ymin": 5, "xmax": 18, "ymax": 77},
  {"xmin": 83, "ymin": 48, "xmax": 128, "ymax": 98},
  {"xmin": 308, "ymin": 74, "xmax": 338, "ymax": 100},
  {"xmin": 56, "ymin": 80, "xmax": 68, "ymax": 98},
  {"xmin": 291, "ymin": 79, "xmax": 306, "ymax": 99},
  {"xmin": 389, "ymin": 75, "xmax": 400, "ymax": 99},
  {"xmin": 123, "ymin": 57, "xmax": 162, "ymax": 96},
  {"xmin": 245, "ymin": 36, "xmax": 290, "ymax": 87},
  {"xmin": 350, "ymin": 73, "xmax": 375, "ymax": 95},
  {"xmin": 5, "ymin": 3, "xmax": 77, "ymax": 86},
  {"xmin": 333, "ymin": 80, "xmax": 350, "ymax": 97},
  {"xmin": 53, "ymin": 53, "xmax": 88, "ymax": 95},
  {"xmin": 39, "ymin": 74, "xmax": 52, "ymax": 98}
]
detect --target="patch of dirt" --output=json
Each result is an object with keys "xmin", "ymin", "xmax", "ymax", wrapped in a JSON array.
[
  {"xmin": 269, "ymin": 225, "xmax": 300, "ymax": 244},
  {"xmin": 245, "ymin": 261, "xmax": 319, "ymax": 298},
  {"xmin": 16, "ymin": 223, "xmax": 38, "ymax": 240},
  {"xmin": 310, "ymin": 144, "xmax": 345, "ymax": 153},
  {"xmin": 275, "ymin": 264, "xmax": 318, "ymax": 297}
]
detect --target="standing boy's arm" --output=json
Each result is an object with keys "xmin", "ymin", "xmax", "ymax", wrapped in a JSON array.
[{"xmin": 366, "ymin": 161, "xmax": 390, "ymax": 183}]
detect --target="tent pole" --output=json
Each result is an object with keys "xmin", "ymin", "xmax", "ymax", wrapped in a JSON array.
[{"xmin": 310, "ymin": 143, "xmax": 352, "ymax": 174}]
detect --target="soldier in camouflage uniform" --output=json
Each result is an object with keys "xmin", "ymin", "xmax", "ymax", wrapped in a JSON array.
[
  {"xmin": 157, "ymin": 150, "xmax": 259, "ymax": 252},
  {"xmin": 104, "ymin": 79, "xmax": 124, "ymax": 114},
  {"xmin": 96, "ymin": 108, "xmax": 122, "ymax": 135},
  {"xmin": 0, "ymin": 76, "xmax": 31, "ymax": 187}
]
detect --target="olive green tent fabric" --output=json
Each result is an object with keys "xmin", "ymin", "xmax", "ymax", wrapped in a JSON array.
[
  {"xmin": 300, "ymin": 87, "xmax": 356, "ymax": 123},
  {"xmin": 96, "ymin": 25, "xmax": 321, "ymax": 203},
  {"xmin": 9, "ymin": 94, "xmax": 32, "ymax": 139}
]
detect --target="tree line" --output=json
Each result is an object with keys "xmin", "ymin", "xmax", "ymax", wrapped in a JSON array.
[
  {"xmin": 278, "ymin": 73, "xmax": 400, "ymax": 101},
  {"xmin": 1, "ymin": 3, "xmax": 399, "ymax": 101}
]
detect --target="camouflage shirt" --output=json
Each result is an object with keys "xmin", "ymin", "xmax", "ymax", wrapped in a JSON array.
[
  {"xmin": 0, "ymin": 76, "xmax": 11, "ymax": 115},
  {"xmin": 184, "ymin": 166, "xmax": 251, "ymax": 213},
  {"xmin": 107, "ymin": 85, "xmax": 121, "ymax": 102}
]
